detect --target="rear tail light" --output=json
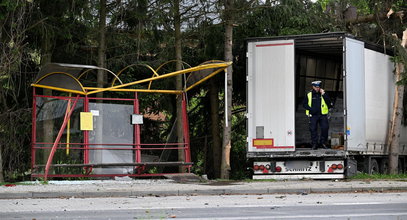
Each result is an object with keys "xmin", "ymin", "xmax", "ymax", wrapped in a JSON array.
[
  {"xmin": 254, "ymin": 165, "xmax": 259, "ymax": 170},
  {"xmin": 329, "ymin": 163, "xmax": 343, "ymax": 171},
  {"xmin": 265, "ymin": 164, "xmax": 271, "ymax": 170},
  {"xmin": 275, "ymin": 166, "xmax": 282, "ymax": 172},
  {"xmin": 259, "ymin": 165, "xmax": 265, "ymax": 170}
]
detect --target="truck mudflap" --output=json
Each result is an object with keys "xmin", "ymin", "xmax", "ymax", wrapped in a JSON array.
[{"xmin": 252, "ymin": 160, "xmax": 345, "ymax": 179}]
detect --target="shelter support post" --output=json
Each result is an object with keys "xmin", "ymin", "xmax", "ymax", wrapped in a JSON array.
[
  {"xmin": 84, "ymin": 95, "xmax": 89, "ymax": 164},
  {"xmin": 44, "ymin": 95, "xmax": 80, "ymax": 181},
  {"xmin": 134, "ymin": 92, "xmax": 142, "ymax": 173},
  {"xmin": 181, "ymin": 92, "xmax": 191, "ymax": 172},
  {"xmin": 31, "ymin": 88, "xmax": 37, "ymax": 179},
  {"xmin": 66, "ymin": 93, "xmax": 71, "ymax": 155}
]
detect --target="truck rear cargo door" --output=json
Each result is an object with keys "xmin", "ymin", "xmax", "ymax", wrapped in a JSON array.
[
  {"xmin": 344, "ymin": 37, "xmax": 367, "ymax": 151},
  {"xmin": 247, "ymin": 40, "xmax": 295, "ymax": 152}
]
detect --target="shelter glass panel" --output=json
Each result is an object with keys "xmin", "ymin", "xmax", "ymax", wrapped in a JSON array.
[
  {"xmin": 88, "ymin": 102, "xmax": 134, "ymax": 174},
  {"xmin": 34, "ymin": 96, "xmax": 84, "ymax": 167}
]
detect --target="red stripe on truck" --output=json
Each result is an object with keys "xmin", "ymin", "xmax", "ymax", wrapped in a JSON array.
[{"xmin": 256, "ymin": 43, "xmax": 294, "ymax": 47}]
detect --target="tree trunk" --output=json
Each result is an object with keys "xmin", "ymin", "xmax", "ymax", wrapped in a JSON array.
[
  {"xmin": 174, "ymin": 0, "xmax": 185, "ymax": 172},
  {"xmin": 221, "ymin": 0, "xmax": 233, "ymax": 179},
  {"xmin": 94, "ymin": 0, "xmax": 107, "ymax": 166},
  {"xmin": 209, "ymin": 79, "xmax": 221, "ymax": 178},
  {"xmin": 41, "ymin": 31, "xmax": 53, "ymax": 165},
  {"xmin": 97, "ymin": 0, "xmax": 107, "ymax": 95},
  {"xmin": 388, "ymin": 29, "xmax": 407, "ymax": 174}
]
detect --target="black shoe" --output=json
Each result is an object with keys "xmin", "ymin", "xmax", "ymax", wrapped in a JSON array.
[
  {"xmin": 311, "ymin": 144, "xmax": 318, "ymax": 150},
  {"xmin": 320, "ymin": 144, "xmax": 329, "ymax": 149}
]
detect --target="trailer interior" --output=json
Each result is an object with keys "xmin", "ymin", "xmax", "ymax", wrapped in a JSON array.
[{"xmin": 294, "ymin": 35, "xmax": 344, "ymax": 149}]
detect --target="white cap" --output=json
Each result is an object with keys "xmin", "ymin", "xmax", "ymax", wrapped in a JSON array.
[{"xmin": 311, "ymin": 81, "xmax": 322, "ymax": 87}]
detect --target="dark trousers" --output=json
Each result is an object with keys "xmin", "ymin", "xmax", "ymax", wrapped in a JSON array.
[{"xmin": 309, "ymin": 115, "xmax": 329, "ymax": 145}]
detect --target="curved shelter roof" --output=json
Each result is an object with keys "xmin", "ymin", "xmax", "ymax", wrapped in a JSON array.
[{"xmin": 32, "ymin": 61, "xmax": 232, "ymax": 95}]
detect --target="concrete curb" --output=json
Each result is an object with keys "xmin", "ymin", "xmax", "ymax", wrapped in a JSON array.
[{"xmin": 2, "ymin": 185, "xmax": 407, "ymax": 199}]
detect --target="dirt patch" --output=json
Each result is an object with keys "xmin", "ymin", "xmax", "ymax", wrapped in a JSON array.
[
  {"xmin": 163, "ymin": 173, "xmax": 204, "ymax": 183},
  {"xmin": 204, "ymin": 181, "xmax": 242, "ymax": 186}
]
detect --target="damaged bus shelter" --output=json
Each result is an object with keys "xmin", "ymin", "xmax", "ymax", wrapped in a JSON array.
[{"xmin": 31, "ymin": 61, "xmax": 231, "ymax": 180}]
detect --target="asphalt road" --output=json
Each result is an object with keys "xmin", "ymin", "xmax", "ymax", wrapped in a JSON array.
[{"xmin": 2, "ymin": 192, "xmax": 407, "ymax": 219}]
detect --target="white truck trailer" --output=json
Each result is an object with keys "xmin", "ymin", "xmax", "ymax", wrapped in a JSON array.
[{"xmin": 246, "ymin": 32, "xmax": 407, "ymax": 179}]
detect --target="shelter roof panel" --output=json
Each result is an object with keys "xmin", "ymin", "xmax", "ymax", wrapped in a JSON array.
[{"xmin": 35, "ymin": 63, "xmax": 101, "ymax": 81}]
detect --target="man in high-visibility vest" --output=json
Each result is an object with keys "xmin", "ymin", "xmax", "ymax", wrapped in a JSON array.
[{"xmin": 303, "ymin": 81, "xmax": 332, "ymax": 150}]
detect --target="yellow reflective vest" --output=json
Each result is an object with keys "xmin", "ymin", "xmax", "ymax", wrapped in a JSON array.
[{"xmin": 305, "ymin": 92, "xmax": 329, "ymax": 116}]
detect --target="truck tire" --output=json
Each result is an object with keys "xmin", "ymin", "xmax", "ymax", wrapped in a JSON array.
[
  {"xmin": 370, "ymin": 159, "xmax": 379, "ymax": 174},
  {"xmin": 399, "ymin": 158, "xmax": 405, "ymax": 174},
  {"xmin": 380, "ymin": 159, "xmax": 389, "ymax": 174}
]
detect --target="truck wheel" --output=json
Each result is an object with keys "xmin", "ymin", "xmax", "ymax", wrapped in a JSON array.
[
  {"xmin": 370, "ymin": 159, "xmax": 379, "ymax": 174},
  {"xmin": 399, "ymin": 158, "xmax": 405, "ymax": 174},
  {"xmin": 380, "ymin": 159, "xmax": 389, "ymax": 174}
]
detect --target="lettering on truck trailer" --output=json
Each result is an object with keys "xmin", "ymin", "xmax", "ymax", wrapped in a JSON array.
[{"xmin": 286, "ymin": 167, "xmax": 312, "ymax": 172}]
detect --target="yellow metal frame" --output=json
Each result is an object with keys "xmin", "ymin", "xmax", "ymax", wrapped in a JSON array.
[
  {"xmin": 112, "ymin": 64, "xmax": 159, "ymax": 87},
  {"xmin": 87, "ymin": 62, "xmax": 231, "ymax": 95},
  {"xmin": 78, "ymin": 67, "xmax": 124, "ymax": 85},
  {"xmin": 153, "ymin": 60, "xmax": 192, "ymax": 90},
  {"xmin": 32, "ymin": 72, "xmax": 87, "ymax": 95},
  {"xmin": 185, "ymin": 60, "xmax": 228, "ymax": 91},
  {"xmin": 155, "ymin": 60, "xmax": 192, "ymax": 73},
  {"xmin": 84, "ymin": 87, "xmax": 182, "ymax": 94},
  {"xmin": 32, "ymin": 61, "xmax": 232, "ymax": 95},
  {"xmin": 31, "ymin": 84, "xmax": 87, "ymax": 95},
  {"xmin": 185, "ymin": 67, "xmax": 226, "ymax": 92}
]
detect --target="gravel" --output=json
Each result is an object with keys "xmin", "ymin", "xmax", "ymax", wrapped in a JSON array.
[{"xmin": 0, "ymin": 179, "xmax": 176, "ymax": 194}]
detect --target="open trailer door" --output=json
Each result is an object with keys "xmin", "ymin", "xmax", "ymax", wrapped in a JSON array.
[
  {"xmin": 344, "ymin": 37, "xmax": 367, "ymax": 151},
  {"xmin": 247, "ymin": 40, "xmax": 295, "ymax": 152}
]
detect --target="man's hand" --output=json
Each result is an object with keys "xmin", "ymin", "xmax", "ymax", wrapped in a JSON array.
[{"xmin": 320, "ymin": 88, "xmax": 325, "ymax": 95}]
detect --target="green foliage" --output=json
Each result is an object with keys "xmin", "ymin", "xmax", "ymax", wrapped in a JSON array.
[
  {"xmin": 237, "ymin": 0, "xmax": 329, "ymax": 38},
  {"xmin": 0, "ymin": 0, "xmax": 22, "ymax": 21},
  {"xmin": 230, "ymin": 110, "xmax": 249, "ymax": 180},
  {"xmin": 191, "ymin": 151, "xmax": 205, "ymax": 176},
  {"xmin": 148, "ymin": 167, "xmax": 158, "ymax": 174},
  {"xmin": 388, "ymin": 36, "xmax": 407, "ymax": 85},
  {"xmin": 187, "ymin": 89, "xmax": 211, "ymax": 175},
  {"xmin": 0, "ymin": 67, "xmax": 33, "ymax": 182}
]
